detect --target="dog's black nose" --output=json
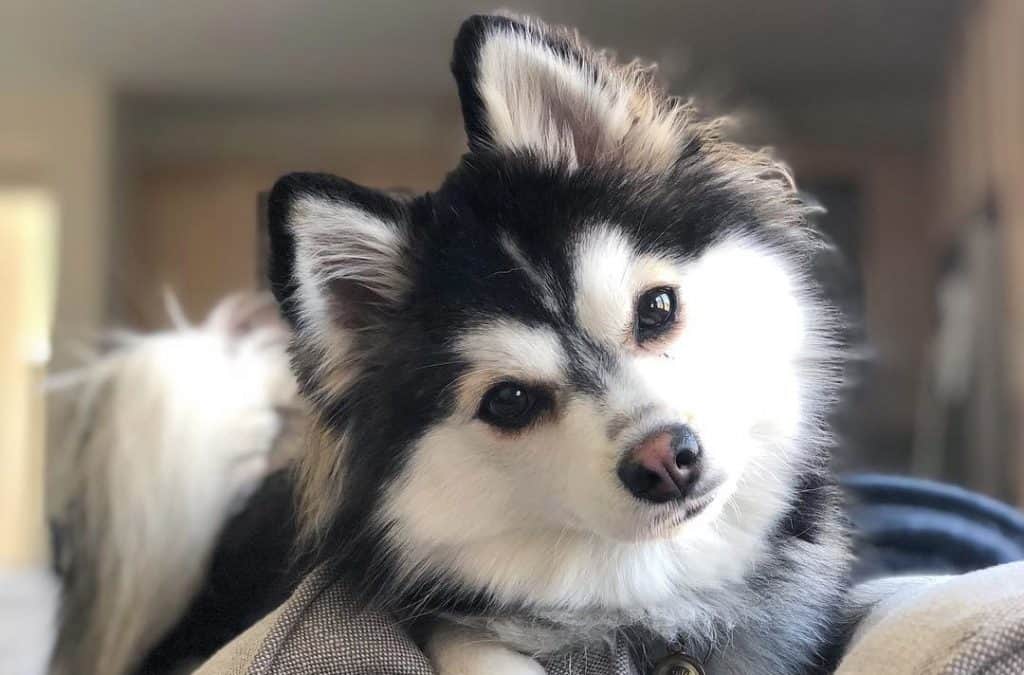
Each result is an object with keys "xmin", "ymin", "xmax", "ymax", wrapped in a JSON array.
[{"xmin": 617, "ymin": 424, "xmax": 703, "ymax": 503}]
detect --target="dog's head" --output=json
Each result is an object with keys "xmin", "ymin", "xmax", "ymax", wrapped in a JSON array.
[{"xmin": 268, "ymin": 15, "xmax": 843, "ymax": 610}]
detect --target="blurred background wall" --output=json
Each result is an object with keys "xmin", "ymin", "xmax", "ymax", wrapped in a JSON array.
[{"xmin": 2, "ymin": 0, "xmax": 1023, "ymax": 516}]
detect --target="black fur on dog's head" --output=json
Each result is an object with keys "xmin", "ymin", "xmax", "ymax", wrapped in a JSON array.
[{"xmin": 267, "ymin": 14, "xmax": 845, "ymax": 632}]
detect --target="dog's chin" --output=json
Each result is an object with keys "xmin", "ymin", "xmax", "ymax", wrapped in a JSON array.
[{"xmin": 634, "ymin": 495, "xmax": 715, "ymax": 540}]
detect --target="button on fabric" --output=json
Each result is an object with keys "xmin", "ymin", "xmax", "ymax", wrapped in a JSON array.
[{"xmin": 652, "ymin": 652, "xmax": 705, "ymax": 675}]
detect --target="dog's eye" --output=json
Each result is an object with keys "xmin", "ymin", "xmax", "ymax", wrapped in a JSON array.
[
  {"xmin": 479, "ymin": 382, "xmax": 538, "ymax": 429},
  {"xmin": 635, "ymin": 287, "xmax": 677, "ymax": 342}
]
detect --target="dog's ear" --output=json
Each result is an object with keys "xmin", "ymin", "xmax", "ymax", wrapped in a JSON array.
[
  {"xmin": 267, "ymin": 173, "xmax": 411, "ymax": 341},
  {"xmin": 451, "ymin": 14, "xmax": 684, "ymax": 172}
]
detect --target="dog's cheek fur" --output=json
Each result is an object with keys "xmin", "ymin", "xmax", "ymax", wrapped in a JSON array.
[
  {"xmin": 638, "ymin": 235, "xmax": 817, "ymax": 470},
  {"xmin": 381, "ymin": 392, "xmax": 639, "ymax": 560}
]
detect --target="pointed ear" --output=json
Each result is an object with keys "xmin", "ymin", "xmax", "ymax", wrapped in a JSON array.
[
  {"xmin": 267, "ymin": 173, "xmax": 411, "ymax": 340},
  {"xmin": 451, "ymin": 14, "xmax": 685, "ymax": 172}
]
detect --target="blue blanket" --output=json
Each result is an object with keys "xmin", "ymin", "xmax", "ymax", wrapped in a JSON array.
[{"xmin": 843, "ymin": 474, "xmax": 1024, "ymax": 579}]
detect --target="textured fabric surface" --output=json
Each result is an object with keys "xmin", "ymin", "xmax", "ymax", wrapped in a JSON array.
[
  {"xmin": 196, "ymin": 567, "xmax": 639, "ymax": 675},
  {"xmin": 198, "ymin": 563, "xmax": 1024, "ymax": 675},
  {"xmin": 942, "ymin": 620, "xmax": 1024, "ymax": 675},
  {"xmin": 195, "ymin": 601, "xmax": 283, "ymax": 675},
  {"xmin": 837, "ymin": 561, "xmax": 1024, "ymax": 675},
  {"xmin": 247, "ymin": 571, "xmax": 432, "ymax": 675}
]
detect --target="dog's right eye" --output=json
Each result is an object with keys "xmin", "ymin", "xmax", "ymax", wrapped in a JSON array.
[
  {"xmin": 635, "ymin": 286, "xmax": 678, "ymax": 343},
  {"xmin": 479, "ymin": 382, "xmax": 540, "ymax": 429}
]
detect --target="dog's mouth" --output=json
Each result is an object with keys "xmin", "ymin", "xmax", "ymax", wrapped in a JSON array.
[
  {"xmin": 682, "ymin": 488, "xmax": 719, "ymax": 517},
  {"xmin": 641, "ymin": 477, "xmax": 725, "ymax": 535}
]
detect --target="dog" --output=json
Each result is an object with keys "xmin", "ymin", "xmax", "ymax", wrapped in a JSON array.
[{"xmin": 264, "ymin": 13, "xmax": 851, "ymax": 675}]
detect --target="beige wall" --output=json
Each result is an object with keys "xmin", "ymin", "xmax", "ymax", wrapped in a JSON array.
[
  {"xmin": 0, "ymin": 77, "xmax": 114, "ymax": 363},
  {"xmin": 941, "ymin": 0, "xmax": 1024, "ymax": 504}
]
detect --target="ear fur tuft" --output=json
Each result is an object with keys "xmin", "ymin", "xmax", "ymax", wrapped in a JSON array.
[
  {"xmin": 451, "ymin": 13, "xmax": 691, "ymax": 173},
  {"xmin": 267, "ymin": 172, "xmax": 411, "ymax": 337}
]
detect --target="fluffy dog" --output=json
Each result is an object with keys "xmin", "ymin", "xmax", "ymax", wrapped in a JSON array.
[{"xmin": 265, "ymin": 13, "xmax": 850, "ymax": 675}]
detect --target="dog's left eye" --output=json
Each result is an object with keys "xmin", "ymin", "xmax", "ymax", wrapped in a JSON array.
[
  {"xmin": 635, "ymin": 287, "xmax": 678, "ymax": 342},
  {"xmin": 479, "ymin": 382, "xmax": 539, "ymax": 429}
]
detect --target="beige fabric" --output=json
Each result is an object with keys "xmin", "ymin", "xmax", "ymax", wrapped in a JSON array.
[
  {"xmin": 197, "ymin": 563, "xmax": 1024, "ymax": 675},
  {"xmin": 195, "ymin": 570, "xmax": 433, "ymax": 675},
  {"xmin": 195, "ymin": 567, "xmax": 636, "ymax": 675},
  {"xmin": 836, "ymin": 561, "xmax": 1024, "ymax": 674},
  {"xmin": 196, "ymin": 602, "xmax": 283, "ymax": 675}
]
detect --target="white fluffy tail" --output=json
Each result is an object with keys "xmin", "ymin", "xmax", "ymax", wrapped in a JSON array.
[{"xmin": 48, "ymin": 293, "xmax": 297, "ymax": 675}]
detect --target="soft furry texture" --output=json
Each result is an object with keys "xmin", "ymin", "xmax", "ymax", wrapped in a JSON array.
[
  {"xmin": 267, "ymin": 13, "xmax": 850, "ymax": 675},
  {"xmin": 48, "ymin": 294, "xmax": 298, "ymax": 675}
]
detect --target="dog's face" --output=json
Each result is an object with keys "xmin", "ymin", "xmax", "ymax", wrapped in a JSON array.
[{"xmin": 269, "ymin": 16, "xmax": 841, "ymax": 608}]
